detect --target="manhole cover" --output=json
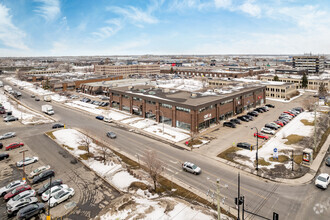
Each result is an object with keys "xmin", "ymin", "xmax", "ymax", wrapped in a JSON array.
[{"xmin": 64, "ymin": 201, "xmax": 77, "ymax": 210}]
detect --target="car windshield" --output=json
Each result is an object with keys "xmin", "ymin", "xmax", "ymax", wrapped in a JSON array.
[
  {"xmin": 54, "ymin": 191, "xmax": 64, "ymax": 199},
  {"xmin": 192, "ymin": 164, "xmax": 197, "ymax": 169},
  {"xmin": 33, "ymin": 168, "xmax": 40, "ymax": 173},
  {"xmin": 317, "ymin": 176, "xmax": 327, "ymax": 182},
  {"xmin": 13, "ymin": 194, "xmax": 22, "ymax": 201}
]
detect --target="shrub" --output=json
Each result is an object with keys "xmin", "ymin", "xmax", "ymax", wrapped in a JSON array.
[{"xmin": 284, "ymin": 135, "xmax": 304, "ymax": 145}]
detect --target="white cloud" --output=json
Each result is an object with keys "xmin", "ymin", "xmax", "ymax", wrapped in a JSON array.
[
  {"xmin": 108, "ymin": 6, "xmax": 158, "ymax": 26},
  {"xmin": 169, "ymin": 0, "xmax": 212, "ymax": 11},
  {"xmin": 214, "ymin": 0, "xmax": 232, "ymax": 9},
  {"xmin": 239, "ymin": 0, "xmax": 261, "ymax": 17},
  {"xmin": 34, "ymin": 0, "xmax": 60, "ymax": 22},
  {"xmin": 92, "ymin": 19, "xmax": 122, "ymax": 40},
  {"xmin": 0, "ymin": 4, "xmax": 28, "ymax": 50}
]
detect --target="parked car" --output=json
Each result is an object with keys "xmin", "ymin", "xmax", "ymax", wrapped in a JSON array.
[
  {"xmin": 41, "ymin": 184, "xmax": 69, "ymax": 201},
  {"xmin": 325, "ymin": 156, "xmax": 330, "ymax": 166},
  {"xmin": 96, "ymin": 115, "xmax": 104, "ymax": 120},
  {"xmin": 182, "ymin": 162, "xmax": 201, "ymax": 175},
  {"xmin": 269, "ymin": 122, "xmax": 281, "ymax": 129},
  {"xmin": 49, "ymin": 188, "xmax": 75, "ymax": 207},
  {"xmin": 274, "ymin": 121, "xmax": 284, "ymax": 127},
  {"xmin": 0, "ymin": 153, "xmax": 9, "ymax": 160},
  {"xmin": 7, "ymin": 197, "xmax": 38, "ymax": 217},
  {"xmin": 34, "ymin": 97, "xmax": 40, "ymax": 101},
  {"xmin": 236, "ymin": 142, "xmax": 252, "ymax": 150},
  {"xmin": 259, "ymin": 107, "xmax": 268, "ymax": 112},
  {"xmin": 265, "ymin": 123, "xmax": 278, "ymax": 130},
  {"xmin": 4, "ymin": 185, "xmax": 32, "ymax": 201},
  {"xmin": 37, "ymin": 179, "xmax": 63, "ymax": 195},
  {"xmin": 237, "ymin": 116, "xmax": 249, "ymax": 122},
  {"xmin": 265, "ymin": 104, "xmax": 275, "ymax": 108},
  {"xmin": 244, "ymin": 115, "xmax": 254, "ymax": 121},
  {"xmin": 254, "ymin": 108, "xmax": 265, "ymax": 113},
  {"xmin": 6, "ymin": 142, "xmax": 24, "ymax": 151},
  {"xmin": 0, "ymin": 180, "xmax": 26, "ymax": 197},
  {"xmin": 261, "ymin": 127, "xmax": 275, "ymax": 135},
  {"xmin": 292, "ymin": 107, "xmax": 304, "ymax": 113},
  {"xmin": 278, "ymin": 119, "xmax": 289, "ymax": 125},
  {"xmin": 7, "ymin": 190, "xmax": 36, "ymax": 206},
  {"xmin": 52, "ymin": 123, "xmax": 64, "ymax": 129},
  {"xmin": 29, "ymin": 165, "xmax": 51, "ymax": 179},
  {"xmin": 16, "ymin": 157, "xmax": 39, "ymax": 167},
  {"xmin": 230, "ymin": 118, "xmax": 241, "ymax": 124},
  {"xmin": 247, "ymin": 111, "xmax": 259, "ymax": 117},
  {"xmin": 223, "ymin": 122, "xmax": 236, "ymax": 128},
  {"xmin": 279, "ymin": 115, "xmax": 293, "ymax": 120},
  {"xmin": 4, "ymin": 115, "xmax": 19, "ymax": 122},
  {"xmin": 106, "ymin": 131, "xmax": 117, "ymax": 139},
  {"xmin": 254, "ymin": 132, "xmax": 269, "ymax": 140},
  {"xmin": 283, "ymin": 111, "xmax": 295, "ymax": 117},
  {"xmin": 17, "ymin": 203, "xmax": 46, "ymax": 219},
  {"xmin": 32, "ymin": 170, "xmax": 55, "ymax": 184},
  {"xmin": 0, "ymin": 142, "xmax": 3, "ymax": 149},
  {"xmin": 31, "ymin": 94, "xmax": 35, "ymax": 98},
  {"xmin": 315, "ymin": 173, "xmax": 330, "ymax": 189}
]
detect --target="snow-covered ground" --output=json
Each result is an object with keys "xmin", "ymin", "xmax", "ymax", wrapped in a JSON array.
[
  {"xmin": 235, "ymin": 111, "xmax": 316, "ymax": 169},
  {"xmin": 51, "ymin": 129, "xmax": 220, "ymax": 220},
  {"xmin": 0, "ymin": 90, "xmax": 53, "ymax": 125},
  {"xmin": 157, "ymin": 79, "xmax": 207, "ymax": 92}
]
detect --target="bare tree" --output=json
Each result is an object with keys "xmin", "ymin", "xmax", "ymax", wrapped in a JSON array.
[
  {"xmin": 302, "ymin": 98, "xmax": 315, "ymax": 112},
  {"xmin": 78, "ymin": 133, "xmax": 92, "ymax": 154},
  {"xmin": 16, "ymin": 70, "xmax": 25, "ymax": 80},
  {"xmin": 144, "ymin": 150, "xmax": 163, "ymax": 192}
]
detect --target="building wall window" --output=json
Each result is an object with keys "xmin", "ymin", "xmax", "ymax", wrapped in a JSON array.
[
  {"xmin": 112, "ymin": 93, "xmax": 120, "ymax": 97},
  {"xmin": 176, "ymin": 120, "xmax": 191, "ymax": 130},
  {"xmin": 220, "ymin": 99, "xmax": 233, "ymax": 105},
  {"xmin": 176, "ymin": 106, "xmax": 191, "ymax": 113},
  {"xmin": 133, "ymin": 97, "xmax": 142, "ymax": 101},
  {"xmin": 160, "ymin": 116, "xmax": 172, "ymax": 125},
  {"xmin": 147, "ymin": 100, "xmax": 156, "ymax": 105},
  {"xmin": 160, "ymin": 103, "xmax": 172, "ymax": 109}
]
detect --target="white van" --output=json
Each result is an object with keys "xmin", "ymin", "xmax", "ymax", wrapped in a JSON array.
[{"xmin": 103, "ymin": 116, "xmax": 112, "ymax": 123}]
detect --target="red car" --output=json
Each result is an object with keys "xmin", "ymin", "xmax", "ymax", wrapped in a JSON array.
[
  {"xmin": 4, "ymin": 185, "xmax": 31, "ymax": 201},
  {"xmin": 254, "ymin": 132, "xmax": 269, "ymax": 140},
  {"xmin": 283, "ymin": 112, "xmax": 295, "ymax": 117},
  {"xmin": 5, "ymin": 142, "xmax": 24, "ymax": 151},
  {"xmin": 274, "ymin": 121, "xmax": 284, "ymax": 127}
]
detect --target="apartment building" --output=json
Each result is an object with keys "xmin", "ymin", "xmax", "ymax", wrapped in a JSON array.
[
  {"xmin": 292, "ymin": 55, "xmax": 325, "ymax": 74},
  {"xmin": 94, "ymin": 64, "xmax": 160, "ymax": 76}
]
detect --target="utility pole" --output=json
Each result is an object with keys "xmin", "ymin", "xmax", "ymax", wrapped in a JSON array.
[
  {"xmin": 47, "ymin": 176, "xmax": 52, "ymax": 220},
  {"xmin": 291, "ymin": 150, "xmax": 294, "ymax": 171},
  {"xmin": 217, "ymin": 178, "xmax": 221, "ymax": 220},
  {"xmin": 19, "ymin": 150, "xmax": 28, "ymax": 181},
  {"xmin": 242, "ymin": 196, "xmax": 245, "ymax": 220},
  {"xmin": 314, "ymin": 103, "xmax": 317, "ymax": 151},
  {"xmin": 237, "ymin": 173, "xmax": 240, "ymax": 220}
]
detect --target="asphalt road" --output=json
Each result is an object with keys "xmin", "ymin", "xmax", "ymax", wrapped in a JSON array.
[{"xmin": 2, "ymin": 79, "xmax": 329, "ymax": 220}]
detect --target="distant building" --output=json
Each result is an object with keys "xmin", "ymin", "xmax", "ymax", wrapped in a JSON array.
[
  {"xmin": 275, "ymin": 68, "xmax": 308, "ymax": 75},
  {"xmin": 94, "ymin": 64, "xmax": 160, "ymax": 76},
  {"xmin": 292, "ymin": 55, "xmax": 325, "ymax": 74}
]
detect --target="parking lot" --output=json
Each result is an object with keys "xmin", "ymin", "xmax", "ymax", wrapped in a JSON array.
[
  {"xmin": 196, "ymin": 93, "xmax": 311, "ymax": 156},
  {"xmin": 0, "ymin": 119, "xmax": 121, "ymax": 219}
]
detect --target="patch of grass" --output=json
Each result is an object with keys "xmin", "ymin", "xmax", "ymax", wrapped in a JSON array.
[
  {"xmin": 78, "ymin": 145, "xmax": 88, "ymax": 151},
  {"xmin": 46, "ymin": 131, "xmax": 56, "ymax": 139},
  {"xmin": 187, "ymin": 139, "xmax": 202, "ymax": 147},
  {"xmin": 294, "ymin": 155, "xmax": 303, "ymax": 164},
  {"xmin": 284, "ymin": 134, "xmax": 305, "ymax": 145},
  {"xmin": 314, "ymin": 127, "xmax": 330, "ymax": 159},
  {"xmin": 79, "ymin": 152, "xmax": 94, "ymax": 160},
  {"xmin": 255, "ymin": 158, "xmax": 271, "ymax": 166},
  {"xmin": 129, "ymin": 181, "xmax": 149, "ymax": 190},
  {"xmin": 62, "ymin": 144, "xmax": 74, "ymax": 151},
  {"xmin": 269, "ymin": 155, "xmax": 290, "ymax": 163},
  {"xmin": 217, "ymin": 147, "xmax": 241, "ymax": 162},
  {"xmin": 300, "ymin": 119, "xmax": 314, "ymax": 126}
]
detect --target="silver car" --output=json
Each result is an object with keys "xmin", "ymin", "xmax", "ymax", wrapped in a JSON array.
[
  {"xmin": 0, "ymin": 180, "xmax": 26, "ymax": 197},
  {"xmin": 29, "ymin": 165, "xmax": 51, "ymax": 179},
  {"xmin": 16, "ymin": 157, "xmax": 39, "ymax": 167},
  {"xmin": 0, "ymin": 132, "xmax": 16, "ymax": 140},
  {"xmin": 7, "ymin": 197, "xmax": 38, "ymax": 216},
  {"xmin": 7, "ymin": 190, "xmax": 36, "ymax": 207},
  {"xmin": 3, "ymin": 115, "xmax": 19, "ymax": 122}
]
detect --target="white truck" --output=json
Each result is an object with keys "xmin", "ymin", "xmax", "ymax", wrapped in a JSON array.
[
  {"xmin": 4, "ymin": 85, "xmax": 12, "ymax": 92},
  {"xmin": 0, "ymin": 81, "xmax": 3, "ymax": 87},
  {"xmin": 41, "ymin": 105, "xmax": 54, "ymax": 115},
  {"xmin": 43, "ymin": 95, "xmax": 51, "ymax": 102}
]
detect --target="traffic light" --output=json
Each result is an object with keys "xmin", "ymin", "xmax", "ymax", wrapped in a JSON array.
[
  {"xmin": 250, "ymin": 145, "xmax": 253, "ymax": 151},
  {"xmin": 235, "ymin": 197, "xmax": 243, "ymax": 205},
  {"xmin": 273, "ymin": 212, "xmax": 279, "ymax": 220}
]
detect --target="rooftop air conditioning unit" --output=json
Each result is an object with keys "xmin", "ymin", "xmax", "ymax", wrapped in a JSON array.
[
  {"xmin": 163, "ymin": 88, "xmax": 170, "ymax": 93},
  {"xmin": 191, "ymin": 93, "xmax": 197, "ymax": 98},
  {"xmin": 128, "ymin": 86, "xmax": 134, "ymax": 90}
]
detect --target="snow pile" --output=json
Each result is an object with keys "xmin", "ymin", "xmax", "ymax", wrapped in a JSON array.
[
  {"xmin": 51, "ymin": 94, "xmax": 68, "ymax": 102},
  {"xmin": 235, "ymin": 111, "xmax": 315, "ymax": 169},
  {"xmin": 144, "ymin": 124, "xmax": 190, "ymax": 142},
  {"xmin": 157, "ymin": 79, "xmax": 207, "ymax": 92},
  {"xmin": 130, "ymin": 118, "xmax": 157, "ymax": 129},
  {"xmin": 6, "ymin": 77, "xmax": 53, "ymax": 96}
]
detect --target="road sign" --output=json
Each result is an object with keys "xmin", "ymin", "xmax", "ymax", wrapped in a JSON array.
[{"xmin": 273, "ymin": 148, "xmax": 278, "ymax": 159}]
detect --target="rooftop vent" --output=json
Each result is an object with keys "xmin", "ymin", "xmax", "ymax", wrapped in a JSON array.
[
  {"xmin": 128, "ymin": 86, "xmax": 134, "ymax": 90},
  {"xmin": 191, "ymin": 93, "xmax": 197, "ymax": 98},
  {"xmin": 149, "ymin": 91, "xmax": 156, "ymax": 95},
  {"xmin": 162, "ymin": 88, "xmax": 170, "ymax": 93}
]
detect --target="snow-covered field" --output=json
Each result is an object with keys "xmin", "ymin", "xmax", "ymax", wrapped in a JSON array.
[
  {"xmin": 235, "ymin": 111, "xmax": 316, "ymax": 169},
  {"xmin": 51, "ymin": 129, "xmax": 219, "ymax": 220},
  {"xmin": 0, "ymin": 91, "xmax": 53, "ymax": 125}
]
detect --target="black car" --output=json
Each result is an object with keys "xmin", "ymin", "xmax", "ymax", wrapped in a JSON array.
[
  {"xmin": 52, "ymin": 123, "xmax": 64, "ymax": 129},
  {"xmin": 278, "ymin": 119, "xmax": 288, "ymax": 125},
  {"xmin": 247, "ymin": 111, "xmax": 258, "ymax": 117},
  {"xmin": 32, "ymin": 170, "xmax": 55, "ymax": 184},
  {"xmin": 259, "ymin": 107, "xmax": 269, "ymax": 112},
  {"xmin": 230, "ymin": 119, "xmax": 241, "ymax": 124},
  {"xmin": 292, "ymin": 107, "xmax": 304, "ymax": 113},
  {"xmin": 0, "ymin": 142, "xmax": 3, "ymax": 149},
  {"xmin": 106, "ymin": 131, "xmax": 117, "ymax": 139},
  {"xmin": 254, "ymin": 108, "xmax": 265, "ymax": 113},
  {"xmin": 266, "ymin": 104, "xmax": 275, "ymax": 108},
  {"xmin": 223, "ymin": 122, "xmax": 236, "ymax": 128},
  {"xmin": 244, "ymin": 115, "xmax": 254, "ymax": 121},
  {"xmin": 265, "ymin": 123, "xmax": 278, "ymax": 130},
  {"xmin": 96, "ymin": 115, "xmax": 104, "ymax": 120},
  {"xmin": 325, "ymin": 156, "xmax": 330, "ymax": 166},
  {"xmin": 237, "ymin": 116, "xmax": 249, "ymax": 122},
  {"xmin": 37, "ymin": 179, "xmax": 63, "ymax": 195},
  {"xmin": 17, "ymin": 203, "xmax": 45, "ymax": 220},
  {"xmin": 236, "ymin": 142, "xmax": 251, "ymax": 150},
  {"xmin": 0, "ymin": 153, "xmax": 9, "ymax": 161}
]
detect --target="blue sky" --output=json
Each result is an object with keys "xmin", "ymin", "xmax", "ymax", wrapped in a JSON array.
[{"xmin": 0, "ymin": 0, "xmax": 329, "ymax": 56}]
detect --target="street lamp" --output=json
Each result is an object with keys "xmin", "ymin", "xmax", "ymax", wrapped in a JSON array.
[
  {"xmin": 155, "ymin": 109, "xmax": 164, "ymax": 135},
  {"xmin": 47, "ymin": 176, "xmax": 52, "ymax": 220},
  {"xmin": 251, "ymin": 127, "xmax": 259, "ymax": 171},
  {"xmin": 19, "ymin": 150, "xmax": 28, "ymax": 181}
]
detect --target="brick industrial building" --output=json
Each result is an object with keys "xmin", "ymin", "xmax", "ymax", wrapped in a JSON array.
[
  {"xmin": 94, "ymin": 64, "xmax": 160, "ymax": 76},
  {"xmin": 107, "ymin": 85, "xmax": 266, "ymax": 133}
]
